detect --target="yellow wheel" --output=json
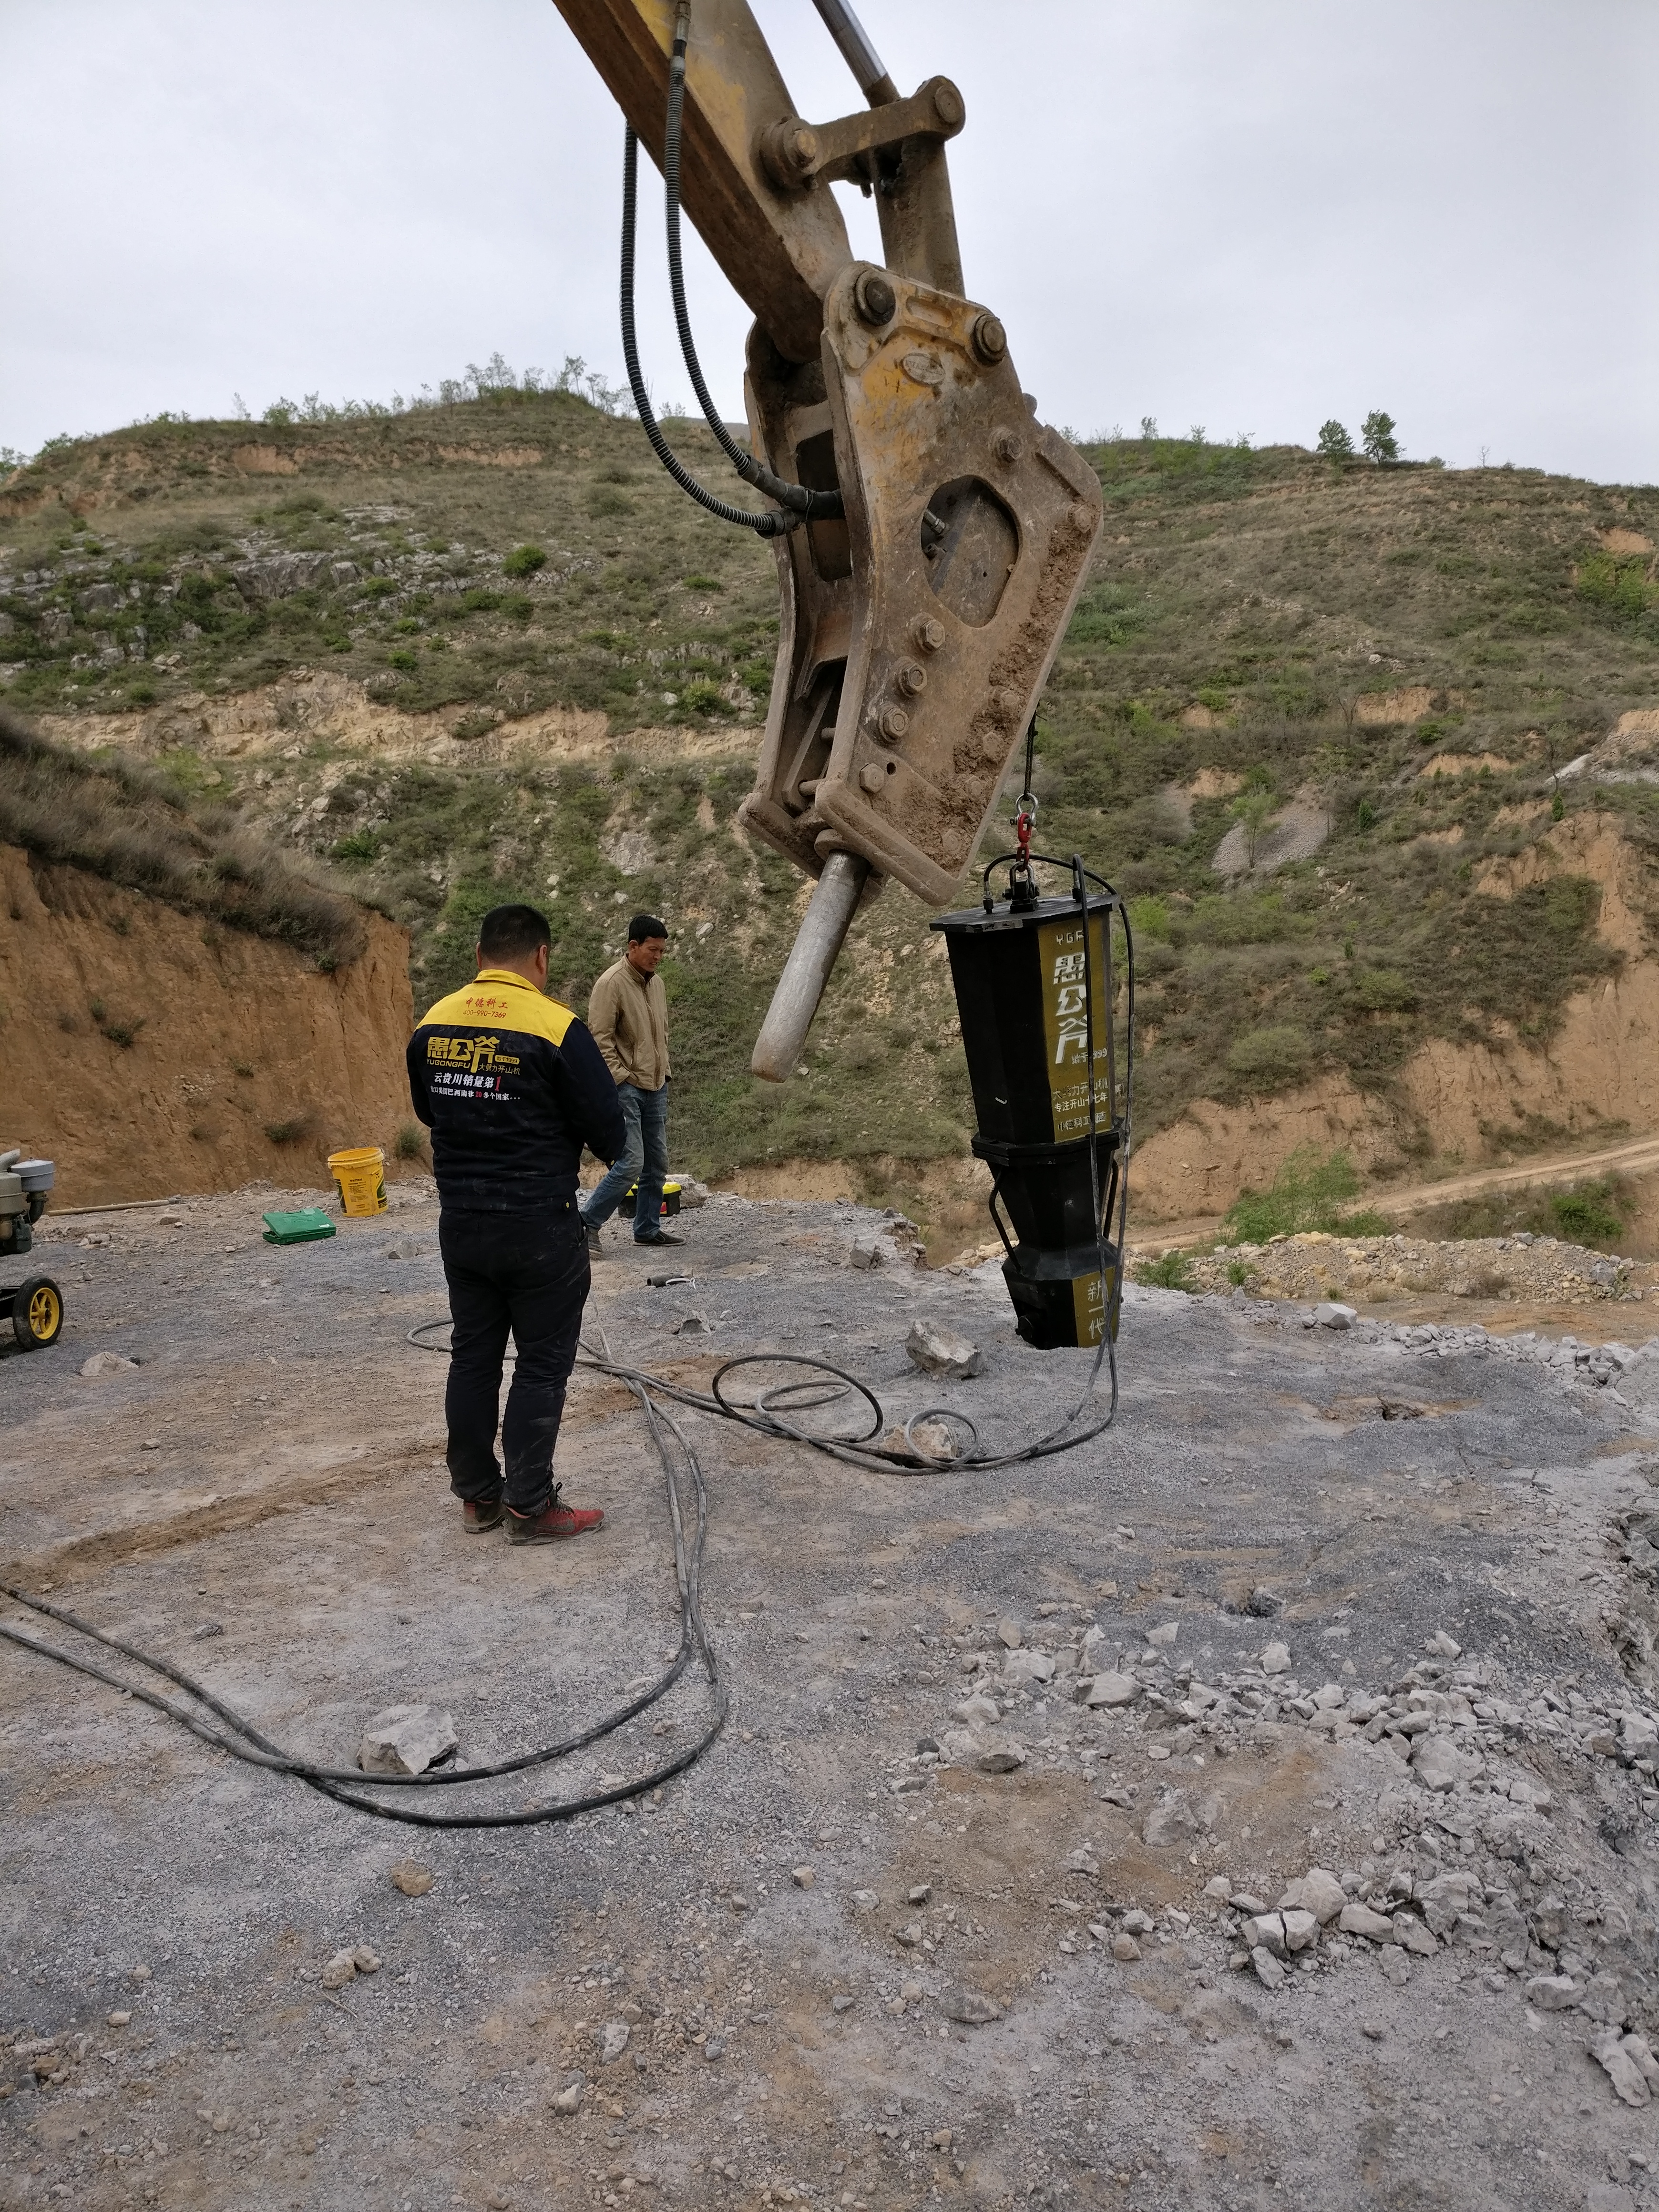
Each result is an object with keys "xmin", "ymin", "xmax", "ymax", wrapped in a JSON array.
[{"xmin": 12, "ymin": 1275, "xmax": 64, "ymax": 1351}]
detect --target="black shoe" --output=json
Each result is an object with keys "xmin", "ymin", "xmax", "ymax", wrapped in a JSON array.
[{"xmin": 635, "ymin": 1229, "xmax": 684, "ymax": 1247}]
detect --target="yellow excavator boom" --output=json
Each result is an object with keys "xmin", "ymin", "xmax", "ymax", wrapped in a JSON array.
[{"xmin": 550, "ymin": 0, "xmax": 1103, "ymax": 1075}]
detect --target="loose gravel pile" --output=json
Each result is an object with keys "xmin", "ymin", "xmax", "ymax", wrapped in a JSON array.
[{"xmin": 1169, "ymin": 1228, "xmax": 1658, "ymax": 1309}]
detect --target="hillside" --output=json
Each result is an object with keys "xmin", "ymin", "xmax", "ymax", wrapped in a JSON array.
[
  {"xmin": 0, "ymin": 711, "xmax": 413, "ymax": 1203},
  {"xmin": 3, "ymin": 388, "xmax": 1657, "ymax": 1242}
]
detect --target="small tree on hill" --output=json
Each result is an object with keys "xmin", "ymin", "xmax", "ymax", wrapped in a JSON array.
[
  {"xmin": 1362, "ymin": 410, "xmax": 1400, "ymax": 462},
  {"xmin": 1316, "ymin": 419, "xmax": 1353, "ymax": 460},
  {"xmin": 1229, "ymin": 789, "xmax": 1277, "ymax": 870}
]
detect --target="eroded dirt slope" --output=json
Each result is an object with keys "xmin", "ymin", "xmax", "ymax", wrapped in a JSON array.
[{"xmin": 0, "ymin": 844, "xmax": 413, "ymax": 1205}]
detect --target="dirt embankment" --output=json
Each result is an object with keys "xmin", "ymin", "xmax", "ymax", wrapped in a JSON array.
[
  {"xmin": 1134, "ymin": 810, "xmax": 1659, "ymax": 1222},
  {"xmin": 0, "ymin": 844, "xmax": 413, "ymax": 1207}
]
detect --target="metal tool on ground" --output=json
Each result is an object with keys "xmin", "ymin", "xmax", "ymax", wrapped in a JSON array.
[
  {"xmin": 0, "ymin": 1147, "xmax": 63, "ymax": 1351},
  {"xmin": 554, "ymin": 0, "xmax": 1104, "ymax": 1073}
]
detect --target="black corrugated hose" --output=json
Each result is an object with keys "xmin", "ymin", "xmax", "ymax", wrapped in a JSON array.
[
  {"xmin": 659, "ymin": 3, "xmax": 840, "ymax": 522},
  {"xmin": 616, "ymin": 0, "xmax": 840, "ymax": 535},
  {"xmin": 618, "ymin": 128, "xmax": 782, "ymax": 535},
  {"xmin": 0, "ymin": 1321, "xmax": 727, "ymax": 1830}
]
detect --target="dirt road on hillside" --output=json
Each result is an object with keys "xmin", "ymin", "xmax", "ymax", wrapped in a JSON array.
[{"xmin": 1138, "ymin": 1127, "xmax": 1659, "ymax": 1253}]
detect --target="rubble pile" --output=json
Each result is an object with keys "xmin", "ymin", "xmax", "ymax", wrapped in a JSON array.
[
  {"xmin": 1170, "ymin": 1229, "xmax": 1656, "ymax": 1308},
  {"xmin": 865, "ymin": 1602, "xmax": 1659, "ymax": 2101}
]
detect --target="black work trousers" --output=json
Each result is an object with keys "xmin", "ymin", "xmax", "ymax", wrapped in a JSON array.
[{"xmin": 439, "ymin": 1203, "xmax": 589, "ymax": 1517}]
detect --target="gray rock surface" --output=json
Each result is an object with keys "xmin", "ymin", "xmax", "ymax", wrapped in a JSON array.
[{"xmin": 9, "ymin": 1181, "xmax": 1659, "ymax": 2208}]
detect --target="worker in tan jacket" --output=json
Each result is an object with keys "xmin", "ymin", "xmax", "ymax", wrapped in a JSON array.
[{"xmin": 579, "ymin": 912, "xmax": 681, "ymax": 1250}]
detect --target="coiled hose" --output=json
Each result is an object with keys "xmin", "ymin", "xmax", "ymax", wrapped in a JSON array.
[
  {"xmin": 0, "ymin": 1321, "xmax": 726, "ymax": 1829},
  {"xmin": 0, "ymin": 1305, "xmax": 1119, "ymax": 1830}
]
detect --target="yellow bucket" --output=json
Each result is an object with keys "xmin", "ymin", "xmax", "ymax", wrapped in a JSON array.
[{"xmin": 328, "ymin": 1145, "xmax": 387, "ymax": 1218}]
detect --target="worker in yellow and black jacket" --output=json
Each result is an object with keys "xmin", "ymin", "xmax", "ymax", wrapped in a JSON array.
[{"xmin": 407, "ymin": 904, "xmax": 626, "ymax": 1544}]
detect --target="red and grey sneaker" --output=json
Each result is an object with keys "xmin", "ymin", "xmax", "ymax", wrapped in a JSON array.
[
  {"xmin": 505, "ymin": 1495, "xmax": 605, "ymax": 1544},
  {"xmin": 463, "ymin": 1497, "xmax": 505, "ymax": 1534}
]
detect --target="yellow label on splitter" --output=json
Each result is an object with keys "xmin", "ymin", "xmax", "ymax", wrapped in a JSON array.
[
  {"xmin": 1038, "ymin": 911, "xmax": 1113, "ymax": 1141},
  {"xmin": 1071, "ymin": 1266, "xmax": 1119, "ymax": 1346}
]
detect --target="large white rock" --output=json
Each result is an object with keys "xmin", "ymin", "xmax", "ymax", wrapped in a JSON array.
[
  {"xmin": 1081, "ymin": 1671, "xmax": 1141, "ymax": 1708},
  {"xmin": 1337, "ymin": 1903, "xmax": 1396, "ymax": 1941},
  {"xmin": 1277, "ymin": 1868, "xmax": 1346, "ymax": 1925},
  {"xmin": 1250, "ymin": 1945, "xmax": 1286, "ymax": 1991},
  {"xmin": 1412, "ymin": 1732, "xmax": 1481, "ymax": 1793},
  {"xmin": 1281, "ymin": 1909, "xmax": 1321, "ymax": 1954},
  {"xmin": 79, "ymin": 1352, "xmax": 140, "ymax": 1378},
  {"xmin": 904, "ymin": 1321, "xmax": 985, "ymax": 1379},
  {"xmin": 1242, "ymin": 1913, "xmax": 1285, "ymax": 1957},
  {"xmin": 1524, "ymin": 1973, "xmax": 1583, "ymax": 2012},
  {"xmin": 1593, "ymin": 2031, "xmax": 1659, "ymax": 2110},
  {"xmin": 950, "ymin": 1693, "xmax": 1002, "ymax": 1726},
  {"xmin": 941, "ymin": 1727, "xmax": 1026, "ymax": 1774},
  {"xmin": 939, "ymin": 1985, "xmax": 1002, "ymax": 2025},
  {"xmin": 359, "ymin": 1704, "xmax": 459, "ymax": 1777}
]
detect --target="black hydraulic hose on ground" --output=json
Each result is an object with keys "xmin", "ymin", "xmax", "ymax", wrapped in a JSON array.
[
  {"xmin": 0, "ymin": 870, "xmax": 1132, "ymax": 1826},
  {"xmin": 0, "ymin": 1322, "xmax": 727, "ymax": 1830}
]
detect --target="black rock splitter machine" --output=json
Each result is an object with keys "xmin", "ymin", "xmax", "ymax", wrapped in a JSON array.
[{"xmin": 932, "ymin": 829, "xmax": 1131, "ymax": 1352}]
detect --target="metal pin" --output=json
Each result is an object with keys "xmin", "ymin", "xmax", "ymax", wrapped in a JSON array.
[{"xmin": 750, "ymin": 851, "xmax": 870, "ymax": 1081}]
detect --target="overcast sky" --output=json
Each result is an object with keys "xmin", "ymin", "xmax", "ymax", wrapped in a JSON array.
[{"xmin": 4, "ymin": 1, "xmax": 1655, "ymax": 483}]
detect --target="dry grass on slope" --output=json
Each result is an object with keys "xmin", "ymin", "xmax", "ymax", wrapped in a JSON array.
[{"xmin": 0, "ymin": 706, "xmax": 367, "ymax": 968}]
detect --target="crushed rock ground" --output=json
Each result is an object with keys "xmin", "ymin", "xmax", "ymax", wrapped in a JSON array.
[{"xmin": 3, "ymin": 1186, "xmax": 1659, "ymax": 2211}]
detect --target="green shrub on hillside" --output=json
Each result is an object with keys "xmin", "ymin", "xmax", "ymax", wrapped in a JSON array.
[
  {"xmin": 1225, "ymin": 1023, "xmax": 1311, "ymax": 1082},
  {"xmin": 1133, "ymin": 1249, "xmax": 1198, "ymax": 1291},
  {"xmin": 1576, "ymin": 552, "xmax": 1653, "ymax": 619},
  {"xmin": 1219, "ymin": 1147, "xmax": 1392, "ymax": 1244},
  {"xmin": 1548, "ymin": 1178, "xmax": 1627, "ymax": 1245},
  {"xmin": 1417, "ymin": 1173, "xmax": 1632, "ymax": 1251}
]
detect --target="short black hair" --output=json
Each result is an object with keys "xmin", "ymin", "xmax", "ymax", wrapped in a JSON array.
[
  {"xmin": 477, "ymin": 903, "xmax": 551, "ymax": 961},
  {"xmin": 628, "ymin": 912, "xmax": 668, "ymax": 944}
]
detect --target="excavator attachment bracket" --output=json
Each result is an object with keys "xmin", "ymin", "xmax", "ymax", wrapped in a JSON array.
[{"xmin": 738, "ymin": 268, "xmax": 1104, "ymax": 910}]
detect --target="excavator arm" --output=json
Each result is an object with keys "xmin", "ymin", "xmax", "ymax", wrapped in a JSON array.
[{"xmin": 550, "ymin": 0, "xmax": 1103, "ymax": 1075}]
